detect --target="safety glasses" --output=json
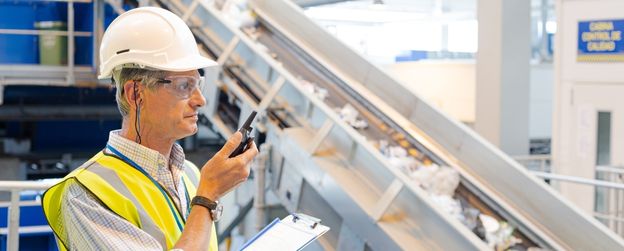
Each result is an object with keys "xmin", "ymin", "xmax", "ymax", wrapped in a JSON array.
[{"xmin": 156, "ymin": 75, "xmax": 205, "ymax": 100}]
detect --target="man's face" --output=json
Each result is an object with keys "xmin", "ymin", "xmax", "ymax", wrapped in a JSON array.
[{"xmin": 141, "ymin": 70, "xmax": 206, "ymax": 141}]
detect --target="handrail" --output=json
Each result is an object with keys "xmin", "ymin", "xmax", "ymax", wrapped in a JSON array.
[
  {"xmin": 532, "ymin": 171, "xmax": 624, "ymax": 190},
  {"xmin": 531, "ymin": 169, "xmax": 624, "ymax": 238},
  {"xmin": 597, "ymin": 165, "xmax": 624, "ymax": 175},
  {"xmin": 0, "ymin": 181, "xmax": 54, "ymax": 251},
  {"xmin": 513, "ymin": 154, "xmax": 551, "ymax": 161},
  {"xmin": 594, "ymin": 212, "xmax": 624, "ymax": 224},
  {"xmin": 0, "ymin": 181, "xmax": 56, "ymax": 191}
]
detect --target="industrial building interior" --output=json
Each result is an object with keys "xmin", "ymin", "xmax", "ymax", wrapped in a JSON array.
[{"xmin": 0, "ymin": 0, "xmax": 622, "ymax": 250}]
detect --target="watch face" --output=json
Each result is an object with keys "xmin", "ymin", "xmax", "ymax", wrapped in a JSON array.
[{"xmin": 212, "ymin": 204, "xmax": 224, "ymax": 222}]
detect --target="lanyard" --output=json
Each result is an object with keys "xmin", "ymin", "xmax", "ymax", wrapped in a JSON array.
[
  {"xmin": 182, "ymin": 177, "xmax": 191, "ymax": 216},
  {"xmin": 105, "ymin": 144, "xmax": 185, "ymax": 231}
]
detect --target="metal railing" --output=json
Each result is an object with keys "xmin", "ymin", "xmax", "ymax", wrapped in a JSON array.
[
  {"xmin": 0, "ymin": 181, "xmax": 54, "ymax": 251},
  {"xmin": 513, "ymin": 154, "xmax": 551, "ymax": 173},
  {"xmin": 595, "ymin": 165, "xmax": 624, "ymax": 236},
  {"xmin": 0, "ymin": 0, "xmax": 107, "ymax": 93},
  {"xmin": 532, "ymin": 168, "xmax": 624, "ymax": 237},
  {"xmin": 513, "ymin": 155, "xmax": 624, "ymax": 237}
]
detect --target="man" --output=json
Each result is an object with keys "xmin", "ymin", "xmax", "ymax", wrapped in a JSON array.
[{"xmin": 42, "ymin": 7, "xmax": 258, "ymax": 250}]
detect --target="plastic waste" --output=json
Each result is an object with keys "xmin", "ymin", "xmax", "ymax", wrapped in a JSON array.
[
  {"xmin": 377, "ymin": 141, "xmax": 524, "ymax": 249},
  {"xmin": 299, "ymin": 77, "xmax": 329, "ymax": 101},
  {"xmin": 379, "ymin": 140, "xmax": 418, "ymax": 173},
  {"xmin": 430, "ymin": 167, "xmax": 460, "ymax": 197},
  {"xmin": 479, "ymin": 214, "xmax": 522, "ymax": 250},
  {"xmin": 338, "ymin": 104, "xmax": 368, "ymax": 129},
  {"xmin": 221, "ymin": 0, "xmax": 258, "ymax": 28},
  {"xmin": 431, "ymin": 194, "xmax": 464, "ymax": 223},
  {"xmin": 461, "ymin": 206, "xmax": 481, "ymax": 231}
]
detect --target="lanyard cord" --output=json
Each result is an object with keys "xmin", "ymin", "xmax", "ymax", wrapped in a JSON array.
[
  {"xmin": 105, "ymin": 144, "xmax": 185, "ymax": 231},
  {"xmin": 182, "ymin": 178, "xmax": 191, "ymax": 216}
]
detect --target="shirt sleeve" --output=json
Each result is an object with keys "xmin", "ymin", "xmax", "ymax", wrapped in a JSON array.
[{"xmin": 61, "ymin": 179, "xmax": 164, "ymax": 251}]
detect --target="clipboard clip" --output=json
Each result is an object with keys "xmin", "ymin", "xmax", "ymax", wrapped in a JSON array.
[{"xmin": 291, "ymin": 213, "xmax": 321, "ymax": 229}]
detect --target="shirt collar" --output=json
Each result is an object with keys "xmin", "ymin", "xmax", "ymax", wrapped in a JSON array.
[{"xmin": 106, "ymin": 130, "xmax": 186, "ymax": 179}]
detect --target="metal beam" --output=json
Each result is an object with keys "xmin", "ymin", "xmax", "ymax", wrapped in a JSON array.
[
  {"xmin": 0, "ymin": 65, "xmax": 105, "ymax": 87},
  {"xmin": 291, "ymin": 0, "xmax": 349, "ymax": 8},
  {"xmin": 0, "ymin": 105, "xmax": 120, "ymax": 121},
  {"xmin": 0, "ymin": 29, "xmax": 92, "ymax": 37}
]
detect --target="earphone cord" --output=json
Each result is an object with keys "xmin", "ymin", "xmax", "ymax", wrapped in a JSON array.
[{"xmin": 133, "ymin": 80, "xmax": 142, "ymax": 144}]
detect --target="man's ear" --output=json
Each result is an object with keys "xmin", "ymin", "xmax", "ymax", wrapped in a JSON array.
[{"xmin": 123, "ymin": 80, "xmax": 142, "ymax": 108}]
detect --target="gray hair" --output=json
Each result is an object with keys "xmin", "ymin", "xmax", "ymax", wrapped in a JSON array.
[{"xmin": 112, "ymin": 68, "xmax": 167, "ymax": 117}]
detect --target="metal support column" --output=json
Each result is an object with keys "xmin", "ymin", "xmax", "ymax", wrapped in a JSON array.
[
  {"xmin": 254, "ymin": 144, "xmax": 270, "ymax": 232},
  {"xmin": 7, "ymin": 190, "xmax": 20, "ymax": 251},
  {"xmin": 67, "ymin": 1, "xmax": 76, "ymax": 85}
]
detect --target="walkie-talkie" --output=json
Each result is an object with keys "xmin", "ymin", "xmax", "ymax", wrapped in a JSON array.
[{"xmin": 229, "ymin": 111, "xmax": 257, "ymax": 158}]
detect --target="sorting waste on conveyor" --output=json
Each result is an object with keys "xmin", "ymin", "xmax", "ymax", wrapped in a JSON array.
[
  {"xmin": 294, "ymin": 75, "xmax": 539, "ymax": 250},
  {"xmin": 379, "ymin": 141, "xmax": 529, "ymax": 250},
  {"xmin": 217, "ymin": 2, "xmax": 546, "ymax": 250}
]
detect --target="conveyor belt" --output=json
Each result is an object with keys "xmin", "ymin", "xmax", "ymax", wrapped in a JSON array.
[{"xmin": 252, "ymin": 18, "xmax": 543, "ymax": 250}]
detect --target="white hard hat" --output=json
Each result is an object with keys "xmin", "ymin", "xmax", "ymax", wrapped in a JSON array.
[{"xmin": 98, "ymin": 7, "xmax": 218, "ymax": 79}]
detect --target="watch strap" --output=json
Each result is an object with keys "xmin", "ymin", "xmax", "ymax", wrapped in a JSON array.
[{"xmin": 191, "ymin": 196, "xmax": 218, "ymax": 210}]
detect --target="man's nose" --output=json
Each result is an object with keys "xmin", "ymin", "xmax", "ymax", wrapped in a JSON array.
[{"xmin": 189, "ymin": 87, "xmax": 206, "ymax": 108}]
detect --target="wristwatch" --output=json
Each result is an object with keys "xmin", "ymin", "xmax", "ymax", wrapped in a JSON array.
[{"xmin": 191, "ymin": 196, "xmax": 223, "ymax": 222}]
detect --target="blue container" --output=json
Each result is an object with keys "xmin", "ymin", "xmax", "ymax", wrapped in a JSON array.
[
  {"xmin": 76, "ymin": 2, "xmax": 136, "ymax": 66},
  {"xmin": 35, "ymin": 2, "xmax": 67, "ymax": 22},
  {"xmin": 0, "ymin": 1, "xmax": 128, "ymax": 66},
  {"xmin": 104, "ymin": 4, "xmax": 117, "ymax": 30},
  {"xmin": 0, "ymin": 1, "xmax": 38, "ymax": 64},
  {"xmin": 104, "ymin": 3, "xmax": 136, "ymax": 29},
  {"xmin": 39, "ymin": 1, "xmax": 95, "ymax": 66},
  {"xmin": 74, "ymin": 2, "xmax": 93, "ymax": 65},
  {"xmin": 0, "ymin": 1, "xmax": 95, "ymax": 66}
]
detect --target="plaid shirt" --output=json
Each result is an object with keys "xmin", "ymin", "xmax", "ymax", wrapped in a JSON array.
[{"xmin": 60, "ymin": 130, "xmax": 190, "ymax": 250}]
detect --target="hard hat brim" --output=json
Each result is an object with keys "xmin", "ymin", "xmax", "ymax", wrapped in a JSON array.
[
  {"xmin": 159, "ymin": 54, "xmax": 219, "ymax": 73},
  {"xmin": 98, "ymin": 54, "xmax": 219, "ymax": 79}
]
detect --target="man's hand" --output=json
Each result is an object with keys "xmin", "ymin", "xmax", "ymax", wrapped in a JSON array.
[
  {"xmin": 196, "ymin": 132, "xmax": 259, "ymax": 201},
  {"xmin": 175, "ymin": 132, "xmax": 257, "ymax": 250}
]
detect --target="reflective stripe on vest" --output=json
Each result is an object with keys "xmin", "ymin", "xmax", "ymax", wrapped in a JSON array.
[{"xmin": 42, "ymin": 151, "xmax": 218, "ymax": 251}]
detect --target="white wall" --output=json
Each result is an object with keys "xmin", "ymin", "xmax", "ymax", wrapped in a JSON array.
[
  {"xmin": 384, "ymin": 61, "xmax": 553, "ymax": 140},
  {"xmin": 384, "ymin": 61, "xmax": 475, "ymax": 123},
  {"xmin": 530, "ymin": 63, "xmax": 554, "ymax": 139},
  {"xmin": 553, "ymin": 0, "xmax": 624, "ymax": 213}
]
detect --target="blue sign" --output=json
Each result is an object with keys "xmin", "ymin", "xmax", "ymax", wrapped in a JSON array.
[
  {"xmin": 578, "ymin": 19, "xmax": 624, "ymax": 62},
  {"xmin": 395, "ymin": 50, "xmax": 428, "ymax": 62}
]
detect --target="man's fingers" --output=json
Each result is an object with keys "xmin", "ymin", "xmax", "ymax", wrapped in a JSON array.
[
  {"xmin": 237, "ymin": 141, "xmax": 258, "ymax": 164},
  {"xmin": 219, "ymin": 132, "xmax": 243, "ymax": 156}
]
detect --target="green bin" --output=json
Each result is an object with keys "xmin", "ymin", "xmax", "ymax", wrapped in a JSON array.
[{"xmin": 35, "ymin": 21, "xmax": 67, "ymax": 65}]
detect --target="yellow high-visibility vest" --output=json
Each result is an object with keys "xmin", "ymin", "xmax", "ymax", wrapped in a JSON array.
[{"xmin": 42, "ymin": 151, "xmax": 218, "ymax": 251}]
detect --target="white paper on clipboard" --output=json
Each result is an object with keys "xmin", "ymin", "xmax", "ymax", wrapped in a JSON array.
[{"xmin": 239, "ymin": 213, "xmax": 330, "ymax": 251}]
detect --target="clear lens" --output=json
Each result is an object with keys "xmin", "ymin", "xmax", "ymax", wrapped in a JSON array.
[{"xmin": 160, "ymin": 76, "xmax": 204, "ymax": 99}]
